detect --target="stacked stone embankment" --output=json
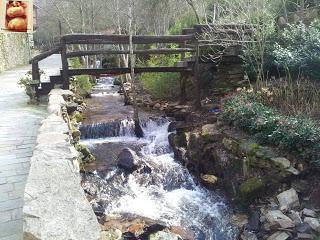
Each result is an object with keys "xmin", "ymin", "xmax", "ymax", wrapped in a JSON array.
[
  {"xmin": 0, "ymin": 33, "xmax": 30, "ymax": 73},
  {"xmin": 23, "ymin": 89, "xmax": 100, "ymax": 240}
]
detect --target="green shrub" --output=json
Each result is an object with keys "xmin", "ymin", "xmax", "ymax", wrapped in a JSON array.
[
  {"xmin": 138, "ymin": 53, "xmax": 181, "ymax": 99},
  {"xmin": 272, "ymin": 20, "xmax": 320, "ymax": 80},
  {"xmin": 221, "ymin": 91, "xmax": 320, "ymax": 165},
  {"xmin": 70, "ymin": 75, "xmax": 93, "ymax": 96}
]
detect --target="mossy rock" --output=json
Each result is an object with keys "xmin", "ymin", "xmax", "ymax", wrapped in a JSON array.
[
  {"xmin": 72, "ymin": 129, "xmax": 81, "ymax": 143},
  {"xmin": 238, "ymin": 141, "xmax": 259, "ymax": 157},
  {"xmin": 75, "ymin": 144, "xmax": 96, "ymax": 164},
  {"xmin": 222, "ymin": 138, "xmax": 239, "ymax": 155},
  {"xmin": 72, "ymin": 112, "xmax": 84, "ymax": 123},
  {"xmin": 238, "ymin": 177, "xmax": 266, "ymax": 206}
]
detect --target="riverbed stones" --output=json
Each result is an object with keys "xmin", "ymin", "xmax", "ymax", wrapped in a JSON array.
[
  {"xmin": 302, "ymin": 208, "xmax": 317, "ymax": 218},
  {"xmin": 304, "ymin": 217, "xmax": 320, "ymax": 232},
  {"xmin": 117, "ymin": 148, "xmax": 140, "ymax": 172},
  {"xmin": 276, "ymin": 188, "xmax": 300, "ymax": 211},
  {"xmin": 266, "ymin": 231, "xmax": 290, "ymax": 240},
  {"xmin": 265, "ymin": 210, "xmax": 295, "ymax": 229}
]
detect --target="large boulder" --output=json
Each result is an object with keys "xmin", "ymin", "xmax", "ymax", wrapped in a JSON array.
[
  {"xmin": 276, "ymin": 188, "xmax": 300, "ymax": 211},
  {"xmin": 117, "ymin": 148, "xmax": 140, "ymax": 172}
]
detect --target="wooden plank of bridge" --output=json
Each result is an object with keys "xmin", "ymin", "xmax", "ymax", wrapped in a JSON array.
[
  {"xmin": 66, "ymin": 48, "xmax": 195, "ymax": 58},
  {"xmin": 68, "ymin": 67, "xmax": 191, "ymax": 76},
  {"xmin": 60, "ymin": 38, "xmax": 69, "ymax": 89},
  {"xmin": 62, "ymin": 34, "xmax": 195, "ymax": 44},
  {"xmin": 194, "ymin": 41, "xmax": 201, "ymax": 109},
  {"xmin": 29, "ymin": 46, "xmax": 62, "ymax": 63}
]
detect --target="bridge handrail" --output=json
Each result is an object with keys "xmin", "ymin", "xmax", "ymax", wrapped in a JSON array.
[
  {"xmin": 61, "ymin": 34, "xmax": 195, "ymax": 44},
  {"xmin": 30, "ymin": 45, "xmax": 62, "ymax": 64}
]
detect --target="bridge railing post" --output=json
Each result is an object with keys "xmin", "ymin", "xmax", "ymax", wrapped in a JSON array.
[
  {"xmin": 60, "ymin": 38, "xmax": 69, "ymax": 90},
  {"xmin": 31, "ymin": 61, "xmax": 40, "ymax": 82},
  {"xmin": 179, "ymin": 37, "xmax": 187, "ymax": 103},
  {"xmin": 194, "ymin": 40, "xmax": 201, "ymax": 110}
]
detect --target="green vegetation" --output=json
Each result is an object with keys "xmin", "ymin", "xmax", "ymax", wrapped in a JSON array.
[
  {"xmin": 221, "ymin": 91, "xmax": 320, "ymax": 165},
  {"xmin": 138, "ymin": 54, "xmax": 181, "ymax": 99},
  {"xmin": 69, "ymin": 58, "xmax": 94, "ymax": 97},
  {"xmin": 272, "ymin": 20, "xmax": 320, "ymax": 80}
]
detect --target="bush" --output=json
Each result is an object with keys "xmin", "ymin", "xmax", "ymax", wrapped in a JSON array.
[
  {"xmin": 69, "ymin": 57, "xmax": 94, "ymax": 96},
  {"xmin": 138, "ymin": 53, "xmax": 181, "ymax": 99},
  {"xmin": 272, "ymin": 20, "xmax": 320, "ymax": 80},
  {"xmin": 221, "ymin": 91, "xmax": 320, "ymax": 166}
]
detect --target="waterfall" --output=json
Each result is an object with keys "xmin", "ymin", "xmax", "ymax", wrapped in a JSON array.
[{"xmin": 81, "ymin": 119, "xmax": 237, "ymax": 239}]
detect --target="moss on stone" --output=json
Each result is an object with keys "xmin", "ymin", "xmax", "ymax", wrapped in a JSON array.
[
  {"xmin": 72, "ymin": 112, "xmax": 84, "ymax": 123},
  {"xmin": 238, "ymin": 177, "xmax": 266, "ymax": 206},
  {"xmin": 75, "ymin": 143, "xmax": 96, "ymax": 164}
]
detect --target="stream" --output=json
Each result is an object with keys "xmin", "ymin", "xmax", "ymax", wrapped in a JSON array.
[{"xmin": 80, "ymin": 77, "xmax": 237, "ymax": 240}]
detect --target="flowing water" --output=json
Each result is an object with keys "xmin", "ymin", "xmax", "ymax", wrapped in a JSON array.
[{"xmin": 80, "ymin": 77, "xmax": 237, "ymax": 240}]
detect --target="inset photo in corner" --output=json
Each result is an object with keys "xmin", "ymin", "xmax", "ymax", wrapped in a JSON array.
[{"xmin": 0, "ymin": 0, "xmax": 33, "ymax": 32}]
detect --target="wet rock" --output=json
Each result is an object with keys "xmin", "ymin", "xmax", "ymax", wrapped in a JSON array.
[
  {"xmin": 117, "ymin": 148, "xmax": 140, "ymax": 172},
  {"xmin": 265, "ymin": 210, "xmax": 295, "ymax": 229},
  {"xmin": 302, "ymin": 208, "xmax": 317, "ymax": 218},
  {"xmin": 266, "ymin": 231, "xmax": 290, "ymax": 240},
  {"xmin": 149, "ymin": 231, "xmax": 180, "ymax": 240},
  {"xmin": 270, "ymin": 157, "xmax": 291, "ymax": 169},
  {"xmin": 200, "ymin": 174, "xmax": 218, "ymax": 189},
  {"xmin": 304, "ymin": 217, "xmax": 320, "ymax": 232},
  {"xmin": 201, "ymin": 124, "xmax": 223, "ymax": 142},
  {"xmin": 231, "ymin": 214, "xmax": 248, "ymax": 229},
  {"xmin": 276, "ymin": 188, "xmax": 300, "ymax": 211}
]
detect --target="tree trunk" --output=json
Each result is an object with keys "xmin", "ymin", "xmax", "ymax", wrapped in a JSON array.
[{"xmin": 129, "ymin": 0, "xmax": 143, "ymax": 138}]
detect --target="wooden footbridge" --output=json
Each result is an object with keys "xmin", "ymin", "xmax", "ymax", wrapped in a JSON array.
[{"xmin": 30, "ymin": 24, "xmax": 251, "ymax": 108}]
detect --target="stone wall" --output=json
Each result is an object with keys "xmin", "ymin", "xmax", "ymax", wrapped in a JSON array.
[
  {"xmin": 23, "ymin": 89, "xmax": 101, "ymax": 240},
  {"xmin": 0, "ymin": 33, "xmax": 30, "ymax": 73}
]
